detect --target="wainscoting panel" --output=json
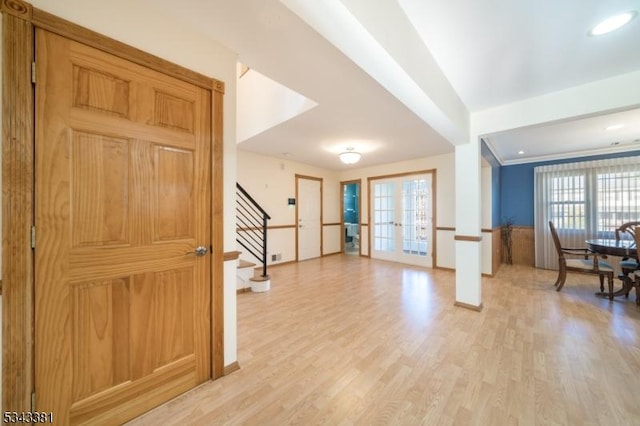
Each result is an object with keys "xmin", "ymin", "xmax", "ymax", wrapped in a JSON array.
[
  {"xmin": 510, "ymin": 226, "xmax": 535, "ymax": 266},
  {"xmin": 492, "ymin": 227, "xmax": 502, "ymax": 275}
]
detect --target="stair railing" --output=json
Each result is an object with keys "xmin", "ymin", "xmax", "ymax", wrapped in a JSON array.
[{"xmin": 236, "ymin": 183, "xmax": 271, "ymax": 277}]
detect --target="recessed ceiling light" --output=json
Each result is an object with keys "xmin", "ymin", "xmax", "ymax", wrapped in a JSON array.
[
  {"xmin": 518, "ymin": 150, "xmax": 525, "ymax": 155},
  {"xmin": 589, "ymin": 11, "xmax": 637, "ymax": 36},
  {"xmin": 605, "ymin": 124, "xmax": 624, "ymax": 131}
]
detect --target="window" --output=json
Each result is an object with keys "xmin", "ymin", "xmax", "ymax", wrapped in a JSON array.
[
  {"xmin": 534, "ymin": 157, "xmax": 640, "ymax": 269},
  {"xmin": 597, "ymin": 168, "xmax": 640, "ymax": 235},
  {"xmin": 549, "ymin": 174, "xmax": 585, "ymax": 230}
]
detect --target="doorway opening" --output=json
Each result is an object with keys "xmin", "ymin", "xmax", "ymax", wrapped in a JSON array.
[
  {"xmin": 341, "ymin": 180, "xmax": 361, "ymax": 255},
  {"xmin": 369, "ymin": 172, "xmax": 435, "ymax": 267}
]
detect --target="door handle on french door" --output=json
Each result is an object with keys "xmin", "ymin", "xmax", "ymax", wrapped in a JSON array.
[{"xmin": 187, "ymin": 246, "xmax": 208, "ymax": 256}]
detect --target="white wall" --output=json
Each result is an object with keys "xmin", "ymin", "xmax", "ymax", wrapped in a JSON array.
[
  {"xmin": 338, "ymin": 152, "xmax": 494, "ymax": 274},
  {"xmin": 237, "ymin": 68, "xmax": 317, "ymax": 143},
  {"xmin": 236, "ymin": 150, "xmax": 341, "ymax": 265},
  {"xmin": 339, "ymin": 153, "xmax": 455, "ymax": 226},
  {"xmin": 339, "ymin": 153, "xmax": 457, "ymax": 268},
  {"xmin": 22, "ymin": 0, "xmax": 240, "ymax": 367},
  {"xmin": 481, "ymin": 165, "xmax": 493, "ymax": 274}
]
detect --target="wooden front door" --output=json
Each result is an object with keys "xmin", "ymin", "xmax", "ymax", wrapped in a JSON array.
[{"xmin": 34, "ymin": 29, "xmax": 212, "ymax": 424}]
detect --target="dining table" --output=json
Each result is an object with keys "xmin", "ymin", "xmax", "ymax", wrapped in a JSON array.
[{"xmin": 586, "ymin": 238, "xmax": 637, "ymax": 298}]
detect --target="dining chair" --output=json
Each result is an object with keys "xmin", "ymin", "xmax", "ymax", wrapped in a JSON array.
[
  {"xmin": 632, "ymin": 231, "xmax": 640, "ymax": 306},
  {"xmin": 615, "ymin": 221, "xmax": 640, "ymax": 277},
  {"xmin": 548, "ymin": 221, "xmax": 615, "ymax": 299}
]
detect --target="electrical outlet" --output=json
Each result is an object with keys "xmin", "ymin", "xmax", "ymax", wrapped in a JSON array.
[{"xmin": 271, "ymin": 253, "xmax": 282, "ymax": 261}]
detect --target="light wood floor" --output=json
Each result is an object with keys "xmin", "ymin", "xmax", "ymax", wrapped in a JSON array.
[{"xmin": 129, "ymin": 255, "xmax": 640, "ymax": 425}]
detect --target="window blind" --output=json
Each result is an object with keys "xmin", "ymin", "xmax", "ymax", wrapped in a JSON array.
[{"xmin": 534, "ymin": 156, "xmax": 640, "ymax": 269}]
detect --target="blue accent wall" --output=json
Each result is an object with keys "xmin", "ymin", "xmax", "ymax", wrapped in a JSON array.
[
  {"xmin": 501, "ymin": 150, "xmax": 640, "ymax": 226},
  {"xmin": 492, "ymin": 166, "xmax": 501, "ymax": 228},
  {"xmin": 481, "ymin": 139, "xmax": 503, "ymax": 228}
]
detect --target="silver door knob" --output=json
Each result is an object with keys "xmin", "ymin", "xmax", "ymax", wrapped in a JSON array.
[{"xmin": 194, "ymin": 246, "xmax": 208, "ymax": 256}]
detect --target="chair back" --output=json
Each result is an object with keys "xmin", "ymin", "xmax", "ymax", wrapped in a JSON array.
[
  {"xmin": 548, "ymin": 221, "xmax": 564, "ymax": 258},
  {"xmin": 634, "ymin": 229, "xmax": 640, "ymax": 259},
  {"xmin": 615, "ymin": 221, "xmax": 640, "ymax": 241}
]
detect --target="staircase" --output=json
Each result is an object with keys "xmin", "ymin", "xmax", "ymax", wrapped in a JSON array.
[{"xmin": 236, "ymin": 183, "xmax": 271, "ymax": 292}]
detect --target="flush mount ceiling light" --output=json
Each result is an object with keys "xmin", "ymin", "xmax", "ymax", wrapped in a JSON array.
[
  {"xmin": 589, "ymin": 11, "xmax": 637, "ymax": 36},
  {"xmin": 339, "ymin": 147, "xmax": 361, "ymax": 165}
]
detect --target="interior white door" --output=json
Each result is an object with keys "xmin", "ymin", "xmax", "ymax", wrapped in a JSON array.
[
  {"xmin": 297, "ymin": 177, "xmax": 322, "ymax": 260},
  {"xmin": 371, "ymin": 174, "xmax": 433, "ymax": 267}
]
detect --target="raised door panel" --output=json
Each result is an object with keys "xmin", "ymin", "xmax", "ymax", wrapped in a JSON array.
[
  {"xmin": 72, "ymin": 278, "xmax": 131, "ymax": 402},
  {"xmin": 71, "ymin": 131, "xmax": 130, "ymax": 247},
  {"xmin": 72, "ymin": 65, "xmax": 130, "ymax": 118},
  {"xmin": 154, "ymin": 146, "xmax": 195, "ymax": 242},
  {"xmin": 35, "ymin": 29, "xmax": 211, "ymax": 425}
]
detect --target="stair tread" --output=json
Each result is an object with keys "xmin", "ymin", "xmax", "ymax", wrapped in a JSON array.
[
  {"xmin": 250, "ymin": 275, "xmax": 270, "ymax": 282},
  {"xmin": 238, "ymin": 259, "xmax": 256, "ymax": 269}
]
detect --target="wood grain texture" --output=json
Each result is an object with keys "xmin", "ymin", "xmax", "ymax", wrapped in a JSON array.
[
  {"xmin": 223, "ymin": 361, "xmax": 240, "ymax": 376},
  {"xmin": 511, "ymin": 226, "xmax": 535, "ymax": 266},
  {"xmin": 0, "ymin": 0, "xmax": 32, "ymax": 19},
  {"xmin": 455, "ymin": 235, "xmax": 483, "ymax": 242},
  {"xmin": 35, "ymin": 29, "xmax": 212, "ymax": 424},
  {"xmin": 3, "ymin": 1, "xmax": 226, "ymax": 416},
  {"xmin": 454, "ymin": 301, "xmax": 483, "ymax": 312},
  {"xmin": 223, "ymin": 251, "xmax": 241, "ymax": 261},
  {"xmin": 492, "ymin": 227, "xmax": 502, "ymax": 275},
  {"xmin": 128, "ymin": 257, "xmax": 640, "ymax": 425},
  {"xmin": 211, "ymin": 88, "xmax": 224, "ymax": 380},
  {"xmin": 2, "ymin": 10, "xmax": 34, "ymax": 412}
]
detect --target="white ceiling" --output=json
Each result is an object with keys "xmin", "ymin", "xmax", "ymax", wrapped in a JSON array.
[{"xmin": 150, "ymin": 0, "xmax": 640, "ymax": 169}]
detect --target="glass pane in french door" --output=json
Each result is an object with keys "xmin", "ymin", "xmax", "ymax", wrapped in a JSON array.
[
  {"xmin": 373, "ymin": 181, "xmax": 395, "ymax": 252},
  {"xmin": 370, "ymin": 174, "xmax": 432, "ymax": 267},
  {"xmin": 402, "ymin": 178, "xmax": 429, "ymax": 257}
]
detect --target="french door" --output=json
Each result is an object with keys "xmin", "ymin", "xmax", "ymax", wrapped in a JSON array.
[{"xmin": 370, "ymin": 173, "xmax": 433, "ymax": 267}]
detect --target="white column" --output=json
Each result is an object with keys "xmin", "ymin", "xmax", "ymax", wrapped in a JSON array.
[{"xmin": 454, "ymin": 136, "xmax": 483, "ymax": 310}]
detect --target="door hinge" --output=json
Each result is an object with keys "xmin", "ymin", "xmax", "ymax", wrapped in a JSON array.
[
  {"xmin": 31, "ymin": 226, "xmax": 36, "ymax": 249},
  {"xmin": 31, "ymin": 61, "xmax": 36, "ymax": 84}
]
